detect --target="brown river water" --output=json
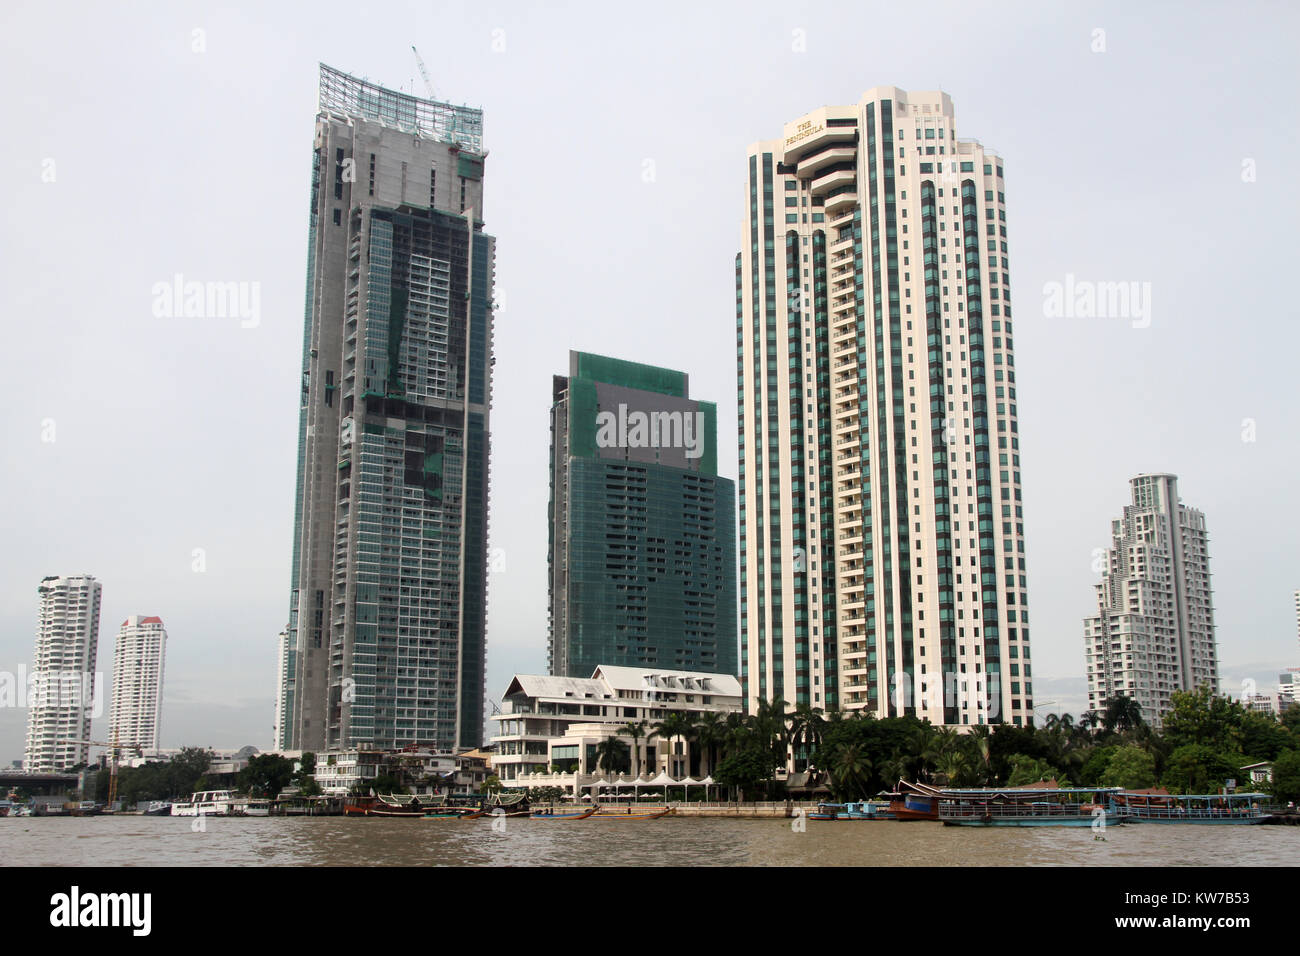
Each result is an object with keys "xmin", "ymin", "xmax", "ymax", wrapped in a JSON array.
[{"xmin": 4, "ymin": 816, "xmax": 1299, "ymax": 866}]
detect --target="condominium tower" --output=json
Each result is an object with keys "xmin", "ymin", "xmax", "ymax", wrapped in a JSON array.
[
  {"xmin": 285, "ymin": 65, "xmax": 495, "ymax": 752},
  {"xmin": 24, "ymin": 575, "xmax": 103, "ymax": 772},
  {"xmin": 1083, "ymin": 474, "xmax": 1218, "ymax": 726},
  {"xmin": 108, "ymin": 615, "xmax": 167, "ymax": 752},
  {"xmin": 738, "ymin": 88, "xmax": 1032, "ymax": 726},
  {"xmin": 549, "ymin": 352, "xmax": 737, "ymax": 677}
]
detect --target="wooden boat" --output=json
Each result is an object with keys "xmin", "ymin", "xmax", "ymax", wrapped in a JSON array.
[
  {"xmin": 590, "ymin": 806, "xmax": 671, "ymax": 820},
  {"xmin": 1114, "ymin": 790, "xmax": 1267, "ymax": 825},
  {"xmin": 939, "ymin": 786, "xmax": 1122, "ymax": 827},
  {"xmin": 529, "ymin": 806, "xmax": 597, "ymax": 820},
  {"xmin": 887, "ymin": 781, "xmax": 943, "ymax": 821},
  {"xmin": 422, "ymin": 806, "xmax": 486, "ymax": 820}
]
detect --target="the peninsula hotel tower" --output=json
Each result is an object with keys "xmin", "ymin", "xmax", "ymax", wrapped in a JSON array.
[{"xmin": 737, "ymin": 87, "xmax": 1033, "ymax": 727}]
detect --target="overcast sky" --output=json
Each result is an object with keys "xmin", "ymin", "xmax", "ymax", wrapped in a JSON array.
[{"xmin": 2, "ymin": 0, "xmax": 1298, "ymax": 763}]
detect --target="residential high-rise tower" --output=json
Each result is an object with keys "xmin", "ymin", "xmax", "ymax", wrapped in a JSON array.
[
  {"xmin": 549, "ymin": 352, "xmax": 736, "ymax": 677},
  {"xmin": 108, "ymin": 615, "xmax": 167, "ymax": 752},
  {"xmin": 738, "ymin": 88, "xmax": 1032, "ymax": 726},
  {"xmin": 24, "ymin": 574, "xmax": 103, "ymax": 771},
  {"xmin": 287, "ymin": 65, "xmax": 495, "ymax": 752},
  {"xmin": 1083, "ymin": 474, "xmax": 1218, "ymax": 727}
]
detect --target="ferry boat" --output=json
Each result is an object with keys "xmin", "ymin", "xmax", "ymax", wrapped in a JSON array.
[
  {"xmin": 170, "ymin": 790, "xmax": 237, "ymax": 817},
  {"xmin": 939, "ymin": 786, "xmax": 1122, "ymax": 827},
  {"xmin": 1113, "ymin": 790, "xmax": 1268, "ymax": 825}
]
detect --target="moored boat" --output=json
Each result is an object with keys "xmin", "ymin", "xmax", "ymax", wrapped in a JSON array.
[
  {"xmin": 170, "ymin": 790, "xmax": 237, "ymax": 817},
  {"xmin": 887, "ymin": 781, "xmax": 943, "ymax": 821},
  {"xmin": 939, "ymin": 786, "xmax": 1122, "ymax": 827},
  {"xmin": 590, "ymin": 806, "xmax": 671, "ymax": 820},
  {"xmin": 530, "ymin": 806, "xmax": 597, "ymax": 820},
  {"xmin": 1114, "ymin": 790, "xmax": 1267, "ymax": 824}
]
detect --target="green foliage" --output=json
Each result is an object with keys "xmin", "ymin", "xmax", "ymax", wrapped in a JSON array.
[
  {"xmin": 1005, "ymin": 755, "xmax": 1066, "ymax": 787},
  {"xmin": 368, "ymin": 773, "xmax": 405, "ymax": 795},
  {"xmin": 237, "ymin": 754, "xmax": 295, "ymax": 798},
  {"xmin": 114, "ymin": 747, "xmax": 213, "ymax": 805},
  {"xmin": 1160, "ymin": 744, "xmax": 1240, "ymax": 794},
  {"xmin": 1270, "ymin": 750, "xmax": 1300, "ymax": 804},
  {"xmin": 1099, "ymin": 745, "xmax": 1157, "ymax": 789},
  {"xmin": 715, "ymin": 748, "xmax": 779, "ymax": 800},
  {"xmin": 1078, "ymin": 745, "xmax": 1117, "ymax": 788},
  {"xmin": 1161, "ymin": 687, "xmax": 1245, "ymax": 752},
  {"xmin": 1238, "ymin": 710, "xmax": 1293, "ymax": 762}
]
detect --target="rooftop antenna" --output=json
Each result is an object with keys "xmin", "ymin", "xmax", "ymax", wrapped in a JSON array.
[{"xmin": 411, "ymin": 45, "xmax": 435, "ymax": 100}]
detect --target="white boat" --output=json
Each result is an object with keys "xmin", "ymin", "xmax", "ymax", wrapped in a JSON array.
[
  {"xmin": 170, "ymin": 790, "xmax": 237, "ymax": 817},
  {"xmin": 229, "ymin": 797, "xmax": 272, "ymax": 817}
]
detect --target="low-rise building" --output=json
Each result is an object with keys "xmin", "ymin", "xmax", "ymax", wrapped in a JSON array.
[{"xmin": 490, "ymin": 666, "xmax": 742, "ymax": 788}]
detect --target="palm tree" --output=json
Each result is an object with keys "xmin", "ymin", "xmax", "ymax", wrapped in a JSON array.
[
  {"xmin": 936, "ymin": 751, "xmax": 974, "ymax": 788},
  {"xmin": 967, "ymin": 725, "xmax": 992, "ymax": 785},
  {"xmin": 788, "ymin": 705, "xmax": 826, "ymax": 771},
  {"xmin": 651, "ymin": 712, "xmax": 696, "ymax": 778},
  {"xmin": 1102, "ymin": 696, "xmax": 1145, "ymax": 736},
  {"xmin": 878, "ymin": 751, "xmax": 909, "ymax": 790},
  {"xmin": 694, "ymin": 712, "xmax": 726, "ymax": 778},
  {"xmin": 830, "ymin": 744, "xmax": 871, "ymax": 802},
  {"xmin": 595, "ymin": 737, "xmax": 630, "ymax": 778},
  {"xmin": 621, "ymin": 719, "xmax": 648, "ymax": 778}
]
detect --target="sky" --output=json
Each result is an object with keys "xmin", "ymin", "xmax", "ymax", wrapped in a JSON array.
[{"xmin": 2, "ymin": 0, "xmax": 1298, "ymax": 764}]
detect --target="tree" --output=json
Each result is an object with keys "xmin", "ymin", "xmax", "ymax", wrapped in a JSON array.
[
  {"xmin": 595, "ymin": 737, "xmax": 630, "ymax": 777},
  {"xmin": 1270, "ymin": 749, "xmax": 1300, "ymax": 805},
  {"xmin": 1239, "ymin": 711, "xmax": 1293, "ymax": 762},
  {"xmin": 714, "ymin": 748, "xmax": 779, "ymax": 801},
  {"xmin": 788, "ymin": 705, "xmax": 826, "ymax": 771},
  {"xmin": 1160, "ymin": 686, "xmax": 1244, "ymax": 752},
  {"xmin": 483, "ymin": 775, "xmax": 503, "ymax": 796},
  {"xmin": 1160, "ymin": 744, "xmax": 1239, "ymax": 794},
  {"xmin": 694, "ymin": 712, "xmax": 727, "ymax": 778},
  {"xmin": 621, "ymin": 720, "xmax": 649, "ymax": 778},
  {"xmin": 166, "ymin": 747, "xmax": 213, "ymax": 798},
  {"xmin": 651, "ymin": 712, "xmax": 697, "ymax": 777},
  {"xmin": 237, "ymin": 754, "xmax": 295, "ymax": 798},
  {"xmin": 1099, "ymin": 745, "xmax": 1157, "ymax": 789},
  {"xmin": 828, "ymin": 744, "xmax": 871, "ymax": 801},
  {"xmin": 369, "ymin": 773, "xmax": 404, "ymax": 795},
  {"xmin": 1078, "ymin": 745, "xmax": 1118, "ymax": 788},
  {"xmin": 1101, "ymin": 696, "xmax": 1146, "ymax": 736},
  {"xmin": 1005, "ymin": 755, "xmax": 1065, "ymax": 788}
]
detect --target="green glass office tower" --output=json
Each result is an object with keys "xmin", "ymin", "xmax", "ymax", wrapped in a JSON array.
[
  {"xmin": 285, "ymin": 65, "xmax": 494, "ymax": 752},
  {"xmin": 549, "ymin": 352, "xmax": 737, "ymax": 678}
]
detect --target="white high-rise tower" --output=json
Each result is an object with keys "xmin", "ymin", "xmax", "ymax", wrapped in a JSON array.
[
  {"xmin": 24, "ymin": 574, "xmax": 103, "ymax": 772},
  {"xmin": 1083, "ymin": 474, "xmax": 1218, "ymax": 727},
  {"xmin": 108, "ymin": 615, "xmax": 167, "ymax": 752},
  {"xmin": 738, "ymin": 88, "xmax": 1032, "ymax": 727}
]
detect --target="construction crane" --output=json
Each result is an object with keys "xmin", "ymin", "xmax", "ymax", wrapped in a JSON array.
[
  {"xmin": 411, "ymin": 45, "xmax": 435, "ymax": 99},
  {"xmin": 57, "ymin": 736, "xmax": 143, "ymax": 807}
]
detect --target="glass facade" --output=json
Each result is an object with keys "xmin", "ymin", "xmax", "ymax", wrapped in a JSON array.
[{"xmin": 550, "ymin": 353, "xmax": 737, "ymax": 679}]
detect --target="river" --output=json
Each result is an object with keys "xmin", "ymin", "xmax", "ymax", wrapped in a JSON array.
[{"xmin": 4, "ymin": 815, "xmax": 1299, "ymax": 866}]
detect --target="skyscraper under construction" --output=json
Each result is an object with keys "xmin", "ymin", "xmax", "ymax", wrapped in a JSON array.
[{"xmin": 284, "ymin": 65, "xmax": 494, "ymax": 752}]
